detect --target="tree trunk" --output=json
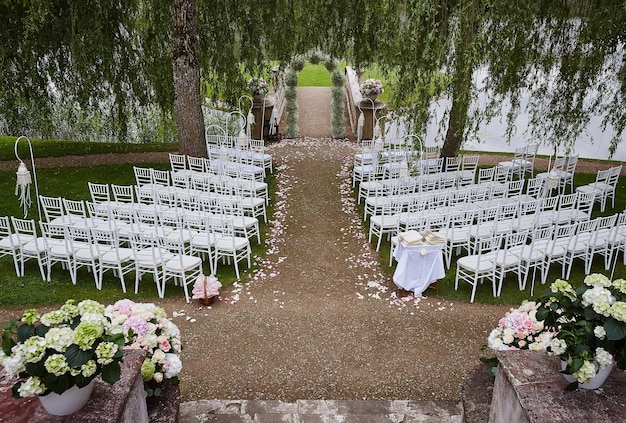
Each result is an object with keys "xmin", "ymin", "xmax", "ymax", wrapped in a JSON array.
[
  {"xmin": 172, "ymin": 0, "xmax": 206, "ymax": 157},
  {"xmin": 441, "ymin": 64, "xmax": 471, "ymax": 160}
]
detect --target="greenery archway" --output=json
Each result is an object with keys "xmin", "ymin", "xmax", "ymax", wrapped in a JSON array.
[{"xmin": 283, "ymin": 50, "xmax": 346, "ymax": 139}]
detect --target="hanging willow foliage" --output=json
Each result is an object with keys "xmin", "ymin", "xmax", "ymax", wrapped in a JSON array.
[{"xmin": 0, "ymin": 0, "xmax": 625, "ymax": 157}]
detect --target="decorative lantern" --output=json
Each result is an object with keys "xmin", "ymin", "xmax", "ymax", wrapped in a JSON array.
[
  {"xmin": 14, "ymin": 136, "xmax": 41, "ymax": 219},
  {"xmin": 15, "ymin": 162, "xmax": 32, "ymax": 218},
  {"xmin": 238, "ymin": 130, "xmax": 248, "ymax": 148},
  {"xmin": 546, "ymin": 171, "xmax": 559, "ymax": 190},
  {"xmin": 399, "ymin": 160, "xmax": 409, "ymax": 178}
]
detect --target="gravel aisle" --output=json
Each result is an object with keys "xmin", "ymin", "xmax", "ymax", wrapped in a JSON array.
[{"xmin": 168, "ymin": 138, "xmax": 509, "ymax": 402}]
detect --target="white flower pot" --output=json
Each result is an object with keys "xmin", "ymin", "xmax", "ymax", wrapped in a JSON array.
[
  {"xmin": 38, "ymin": 380, "xmax": 95, "ymax": 416},
  {"xmin": 561, "ymin": 361, "xmax": 613, "ymax": 389}
]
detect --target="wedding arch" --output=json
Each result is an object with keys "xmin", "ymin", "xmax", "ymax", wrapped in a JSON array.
[{"xmin": 283, "ymin": 50, "xmax": 346, "ymax": 139}]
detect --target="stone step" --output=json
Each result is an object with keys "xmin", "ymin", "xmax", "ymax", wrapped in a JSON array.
[{"xmin": 180, "ymin": 399, "xmax": 463, "ymax": 423}]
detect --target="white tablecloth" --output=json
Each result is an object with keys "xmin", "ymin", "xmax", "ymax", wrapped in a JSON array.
[{"xmin": 393, "ymin": 243, "xmax": 445, "ymax": 295}]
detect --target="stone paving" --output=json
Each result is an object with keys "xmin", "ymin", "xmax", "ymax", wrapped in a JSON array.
[{"xmin": 180, "ymin": 399, "xmax": 463, "ymax": 422}]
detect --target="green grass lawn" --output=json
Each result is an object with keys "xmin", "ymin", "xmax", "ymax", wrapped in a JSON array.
[{"xmin": 2, "ymin": 135, "xmax": 177, "ymax": 161}]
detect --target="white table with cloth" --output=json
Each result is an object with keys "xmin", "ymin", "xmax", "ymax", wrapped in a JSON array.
[{"xmin": 393, "ymin": 235, "xmax": 446, "ymax": 296}]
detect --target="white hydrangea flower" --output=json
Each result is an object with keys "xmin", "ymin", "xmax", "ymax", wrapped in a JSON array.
[
  {"xmin": 18, "ymin": 377, "xmax": 45, "ymax": 397},
  {"xmin": 549, "ymin": 338, "xmax": 568, "ymax": 356},
  {"xmin": 44, "ymin": 327, "xmax": 75, "ymax": 352},
  {"xmin": 581, "ymin": 286, "xmax": 615, "ymax": 316},
  {"xmin": 594, "ymin": 326, "xmax": 607, "ymax": 340},
  {"xmin": 164, "ymin": 353, "xmax": 182, "ymax": 379},
  {"xmin": 594, "ymin": 347, "xmax": 614, "ymax": 369},
  {"xmin": 572, "ymin": 360, "xmax": 597, "ymax": 384},
  {"xmin": 610, "ymin": 302, "xmax": 626, "ymax": 322},
  {"xmin": 584, "ymin": 273, "xmax": 612, "ymax": 288}
]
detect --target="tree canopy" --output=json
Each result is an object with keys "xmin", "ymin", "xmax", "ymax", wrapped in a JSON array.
[{"xmin": 1, "ymin": 0, "xmax": 625, "ymax": 157}]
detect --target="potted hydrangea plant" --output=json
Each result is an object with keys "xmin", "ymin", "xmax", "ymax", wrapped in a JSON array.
[
  {"xmin": 0, "ymin": 300, "xmax": 125, "ymax": 416},
  {"xmin": 105, "ymin": 300, "xmax": 182, "ymax": 397},
  {"xmin": 536, "ymin": 274, "xmax": 626, "ymax": 389}
]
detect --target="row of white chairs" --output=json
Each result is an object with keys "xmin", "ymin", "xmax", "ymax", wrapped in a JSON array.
[
  {"xmin": 379, "ymin": 192, "xmax": 596, "ymax": 272},
  {"xmin": 455, "ymin": 212, "xmax": 626, "ymax": 302},
  {"xmin": 40, "ymin": 192, "xmax": 261, "ymax": 246},
  {"xmin": 1, "ymin": 208, "xmax": 252, "ymax": 300},
  {"xmin": 204, "ymin": 133, "xmax": 273, "ymax": 174},
  {"xmin": 133, "ymin": 165, "xmax": 269, "ymax": 206},
  {"xmin": 363, "ymin": 178, "xmax": 538, "ymax": 222}
]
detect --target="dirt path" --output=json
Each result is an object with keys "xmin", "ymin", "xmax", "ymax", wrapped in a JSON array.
[
  {"xmin": 152, "ymin": 138, "xmax": 510, "ymax": 402},
  {"xmin": 297, "ymin": 87, "xmax": 333, "ymax": 138}
]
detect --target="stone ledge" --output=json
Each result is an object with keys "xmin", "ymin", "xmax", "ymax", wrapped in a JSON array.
[
  {"xmin": 179, "ymin": 399, "xmax": 462, "ymax": 422},
  {"xmin": 489, "ymin": 350, "xmax": 626, "ymax": 422}
]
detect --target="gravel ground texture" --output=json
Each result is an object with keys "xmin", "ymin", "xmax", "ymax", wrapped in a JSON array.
[{"xmin": 168, "ymin": 138, "xmax": 509, "ymax": 403}]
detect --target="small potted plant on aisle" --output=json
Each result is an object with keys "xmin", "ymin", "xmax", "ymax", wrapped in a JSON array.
[{"xmin": 192, "ymin": 275, "xmax": 222, "ymax": 306}]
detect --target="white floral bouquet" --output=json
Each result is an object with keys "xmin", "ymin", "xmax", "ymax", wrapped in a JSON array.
[
  {"xmin": 360, "ymin": 78, "xmax": 384, "ymax": 96},
  {"xmin": 0, "ymin": 300, "xmax": 125, "ymax": 398},
  {"xmin": 488, "ymin": 301, "xmax": 552, "ymax": 352},
  {"xmin": 247, "ymin": 77, "xmax": 269, "ymax": 96},
  {"xmin": 105, "ymin": 300, "xmax": 182, "ymax": 394},
  {"xmin": 536, "ymin": 274, "xmax": 626, "ymax": 385}
]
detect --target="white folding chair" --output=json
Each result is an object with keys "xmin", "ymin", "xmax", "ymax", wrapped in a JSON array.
[
  {"xmin": 88, "ymin": 182, "xmax": 114, "ymax": 205},
  {"xmin": 66, "ymin": 225, "xmax": 101, "ymax": 288},
  {"xmin": 0, "ymin": 216, "xmax": 22, "ymax": 277},
  {"xmin": 497, "ymin": 146, "xmax": 526, "ymax": 179},
  {"xmin": 39, "ymin": 195, "xmax": 74, "ymax": 225},
  {"xmin": 585, "ymin": 214, "xmax": 619, "ymax": 274},
  {"xmin": 208, "ymin": 215, "xmax": 251, "ymax": 280},
  {"xmin": 369, "ymin": 198, "xmax": 403, "ymax": 252},
  {"xmin": 541, "ymin": 222, "xmax": 578, "ymax": 283},
  {"xmin": 609, "ymin": 213, "xmax": 626, "ymax": 279},
  {"xmin": 159, "ymin": 235, "xmax": 203, "ymax": 303},
  {"xmin": 431, "ymin": 209, "xmax": 474, "ymax": 269},
  {"xmin": 563, "ymin": 219, "xmax": 598, "ymax": 279},
  {"xmin": 11, "ymin": 217, "xmax": 48, "ymax": 280},
  {"xmin": 455, "ymin": 233, "xmax": 502, "ymax": 303},
  {"xmin": 128, "ymin": 231, "xmax": 168, "ymax": 296},
  {"xmin": 576, "ymin": 165, "xmax": 622, "ymax": 212},
  {"xmin": 39, "ymin": 220, "xmax": 75, "ymax": 283},
  {"xmin": 485, "ymin": 230, "xmax": 529, "ymax": 297},
  {"xmin": 111, "ymin": 184, "xmax": 135, "ymax": 204},
  {"xmin": 516, "ymin": 226, "xmax": 553, "ymax": 296},
  {"xmin": 186, "ymin": 213, "xmax": 216, "ymax": 274},
  {"xmin": 91, "ymin": 227, "xmax": 134, "ymax": 293}
]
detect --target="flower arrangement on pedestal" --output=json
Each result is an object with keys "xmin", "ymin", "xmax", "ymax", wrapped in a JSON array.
[
  {"xmin": 192, "ymin": 275, "xmax": 222, "ymax": 306},
  {"xmin": 0, "ymin": 300, "xmax": 125, "ymax": 399},
  {"xmin": 360, "ymin": 78, "xmax": 384, "ymax": 98},
  {"xmin": 487, "ymin": 301, "xmax": 553, "ymax": 352},
  {"xmin": 105, "ymin": 300, "xmax": 182, "ymax": 396},
  {"xmin": 535, "ymin": 274, "xmax": 626, "ymax": 388},
  {"xmin": 247, "ymin": 77, "xmax": 269, "ymax": 98}
]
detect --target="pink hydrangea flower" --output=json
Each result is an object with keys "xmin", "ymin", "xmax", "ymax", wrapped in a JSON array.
[{"xmin": 123, "ymin": 315, "xmax": 149, "ymax": 337}]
